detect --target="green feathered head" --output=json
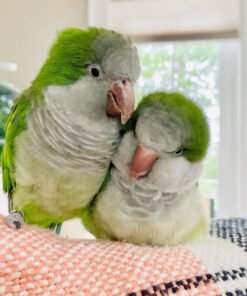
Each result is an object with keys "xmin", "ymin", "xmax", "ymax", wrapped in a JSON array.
[
  {"xmin": 126, "ymin": 92, "xmax": 210, "ymax": 162},
  {"xmin": 33, "ymin": 27, "xmax": 140, "ymax": 91},
  {"xmin": 31, "ymin": 27, "xmax": 140, "ymax": 124}
]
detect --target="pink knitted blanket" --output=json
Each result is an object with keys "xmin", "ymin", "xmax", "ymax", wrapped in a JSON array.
[{"xmin": 0, "ymin": 214, "xmax": 246, "ymax": 295}]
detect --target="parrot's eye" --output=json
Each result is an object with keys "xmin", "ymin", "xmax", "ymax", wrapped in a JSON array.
[
  {"xmin": 88, "ymin": 64, "xmax": 103, "ymax": 79},
  {"xmin": 174, "ymin": 147, "xmax": 183, "ymax": 156}
]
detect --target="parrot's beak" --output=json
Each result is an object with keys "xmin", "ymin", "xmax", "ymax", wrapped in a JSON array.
[
  {"xmin": 130, "ymin": 145, "xmax": 159, "ymax": 180},
  {"xmin": 106, "ymin": 80, "xmax": 135, "ymax": 124}
]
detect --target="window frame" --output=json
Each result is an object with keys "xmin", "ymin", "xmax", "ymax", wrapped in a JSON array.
[{"xmin": 217, "ymin": 0, "xmax": 247, "ymax": 217}]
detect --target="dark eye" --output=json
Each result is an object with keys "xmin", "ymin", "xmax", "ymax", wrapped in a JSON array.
[
  {"xmin": 88, "ymin": 64, "xmax": 102, "ymax": 79},
  {"xmin": 174, "ymin": 147, "xmax": 183, "ymax": 156}
]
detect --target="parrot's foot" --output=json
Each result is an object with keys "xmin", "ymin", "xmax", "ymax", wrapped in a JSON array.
[{"xmin": 5, "ymin": 211, "xmax": 24, "ymax": 230}]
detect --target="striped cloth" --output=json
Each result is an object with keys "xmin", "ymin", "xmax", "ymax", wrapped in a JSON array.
[{"xmin": 0, "ymin": 215, "xmax": 246, "ymax": 296}]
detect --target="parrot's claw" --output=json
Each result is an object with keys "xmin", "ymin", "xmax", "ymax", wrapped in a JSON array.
[{"xmin": 5, "ymin": 211, "xmax": 24, "ymax": 230}]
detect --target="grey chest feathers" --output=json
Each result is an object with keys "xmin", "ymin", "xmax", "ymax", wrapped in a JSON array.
[{"xmin": 26, "ymin": 81, "xmax": 120, "ymax": 174}]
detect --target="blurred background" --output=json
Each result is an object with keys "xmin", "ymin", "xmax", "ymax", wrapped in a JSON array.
[{"xmin": 0, "ymin": 0, "xmax": 246, "ymax": 237}]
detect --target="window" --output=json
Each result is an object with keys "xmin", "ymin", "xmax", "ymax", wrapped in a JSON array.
[{"xmin": 135, "ymin": 40, "xmax": 221, "ymax": 217}]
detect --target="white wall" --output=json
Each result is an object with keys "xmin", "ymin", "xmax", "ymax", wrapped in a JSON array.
[{"xmin": 0, "ymin": 0, "xmax": 87, "ymax": 89}]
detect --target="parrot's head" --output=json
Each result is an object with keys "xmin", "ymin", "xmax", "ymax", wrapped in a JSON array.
[
  {"xmin": 33, "ymin": 27, "xmax": 141, "ymax": 125},
  {"xmin": 124, "ymin": 92, "xmax": 210, "ymax": 195}
]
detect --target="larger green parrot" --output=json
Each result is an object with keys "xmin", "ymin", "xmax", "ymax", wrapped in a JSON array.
[
  {"xmin": 82, "ymin": 92, "xmax": 210, "ymax": 246},
  {"xmin": 2, "ymin": 27, "xmax": 140, "ymax": 229}
]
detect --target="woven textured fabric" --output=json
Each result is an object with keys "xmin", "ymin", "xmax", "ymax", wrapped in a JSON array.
[
  {"xmin": 0, "ymin": 215, "xmax": 247, "ymax": 296},
  {"xmin": 211, "ymin": 218, "xmax": 247, "ymax": 253}
]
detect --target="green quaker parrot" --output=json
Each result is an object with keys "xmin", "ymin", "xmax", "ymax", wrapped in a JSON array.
[
  {"xmin": 2, "ymin": 27, "xmax": 140, "ymax": 230},
  {"xmin": 82, "ymin": 92, "xmax": 210, "ymax": 246}
]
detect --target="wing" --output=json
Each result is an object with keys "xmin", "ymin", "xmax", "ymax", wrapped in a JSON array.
[
  {"xmin": 81, "ymin": 169, "xmax": 112, "ymax": 238},
  {"xmin": 1, "ymin": 89, "xmax": 32, "ymax": 198}
]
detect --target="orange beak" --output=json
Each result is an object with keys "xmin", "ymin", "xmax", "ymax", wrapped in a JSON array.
[
  {"xmin": 130, "ymin": 145, "xmax": 159, "ymax": 180},
  {"xmin": 106, "ymin": 80, "xmax": 135, "ymax": 124}
]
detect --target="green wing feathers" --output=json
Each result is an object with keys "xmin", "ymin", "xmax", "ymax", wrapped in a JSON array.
[
  {"xmin": 81, "ymin": 207, "xmax": 110, "ymax": 239},
  {"xmin": 1, "ymin": 89, "xmax": 32, "ymax": 195}
]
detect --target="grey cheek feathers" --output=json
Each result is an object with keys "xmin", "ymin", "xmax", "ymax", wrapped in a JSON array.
[
  {"xmin": 92, "ymin": 32, "xmax": 140, "ymax": 81},
  {"xmin": 27, "ymin": 79, "xmax": 120, "ymax": 173},
  {"xmin": 148, "ymin": 157, "xmax": 203, "ymax": 193}
]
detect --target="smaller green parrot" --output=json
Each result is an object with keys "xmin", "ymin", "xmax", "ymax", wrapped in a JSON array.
[
  {"xmin": 82, "ymin": 92, "xmax": 210, "ymax": 246},
  {"xmin": 2, "ymin": 27, "xmax": 140, "ymax": 230}
]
